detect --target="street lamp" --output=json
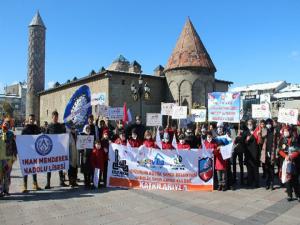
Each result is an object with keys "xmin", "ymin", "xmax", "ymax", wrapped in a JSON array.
[{"xmin": 130, "ymin": 75, "xmax": 151, "ymax": 122}]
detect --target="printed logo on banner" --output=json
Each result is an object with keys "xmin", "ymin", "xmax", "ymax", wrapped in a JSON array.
[
  {"xmin": 112, "ymin": 149, "xmax": 129, "ymax": 177},
  {"xmin": 198, "ymin": 157, "xmax": 213, "ymax": 182},
  {"xmin": 35, "ymin": 135, "xmax": 53, "ymax": 156},
  {"xmin": 153, "ymin": 153, "xmax": 165, "ymax": 166}
]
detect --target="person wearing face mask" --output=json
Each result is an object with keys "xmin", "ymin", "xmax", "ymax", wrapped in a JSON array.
[
  {"xmin": 185, "ymin": 127, "xmax": 197, "ymax": 148},
  {"xmin": 243, "ymin": 119, "xmax": 260, "ymax": 188},
  {"xmin": 278, "ymin": 126, "xmax": 300, "ymax": 201},
  {"xmin": 45, "ymin": 111, "xmax": 67, "ymax": 189},
  {"xmin": 90, "ymin": 140, "xmax": 105, "ymax": 188},
  {"xmin": 80, "ymin": 125, "xmax": 94, "ymax": 189},
  {"xmin": 98, "ymin": 119, "xmax": 108, "ymax": 141},
  {"xmin": 128, "ymin": 129, "xmax": 142, "ymax": 147},
  {"xmin": 143, "ymin": 130, "xmax": 158, "ymax": 148},
  {"xmin": 126, "ymin": 116, "xmax": 146, "ymax": 141},
  {"xmin": 0, "ymin": 118, "xmax": 17, "ymax": 197},
  {"xmin": 112, "ymin": 120, "xmax": 124, "ymax": 142},
  {"xmin": 67, "ymin": 122, "xmax": 79, "ymax": 188},
  {"xmin": 177, "ymin": 134, "xmax": 191, "ymax": 150},
  {"xmin": 21, "ymin": 114, "xmax": 42, "ymax": 193},
  {"xmin": 162, "ymin": 132, "xmax": 174, "ymax": 150},
  {"xmin": 260, "ymin": 119, "xmax": 276, "ymax": 190},
  {"xmin": 114, "ymin": 131, "xmax": 127, "ymax": 146},
  {"xmin": 204, "ymin": 131, "xmax": 227, "ymax": 191},
  {"xmin": 257, "ymin": 120, "xmax": 268, "ymax": 180}
]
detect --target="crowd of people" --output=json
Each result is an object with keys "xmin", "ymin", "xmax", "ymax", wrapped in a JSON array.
[{"xmin": 0, "ymin": 110, "xmax": 299, "ymax": 202}]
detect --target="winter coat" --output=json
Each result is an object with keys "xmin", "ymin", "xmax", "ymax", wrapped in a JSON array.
[
  {"xmin": 47, "ymin": 122, "xmax": 66, "ymax": 134},
  {"xmin": 128, "ymin": 138, "xmax": 142, "ymax": 148},
  {"xmin": 204, "ymin": 140, "xmax": 227, "ymax": 171},
  {"xmin": 243, "ymin": 129, "xmax": 259, "ymax": 164},
  {"xmin": 90, "ymin": 147, "xmax": 106, "ymax": 171},
  {"xmin": 177, "ymin": 142, "xmax": 191, "ymax": 150},
  {"xmin": 162, "ymin": 142, "xmax": 174, "ymax": 150},
  {"xmin": 21, "ymin": 124, "xmax": 40, "ymax": 135},
  {"xmin": 114, "ymin": 138, "xmax": 127, "ymax": 146},
  {"xmin": 143, "ymin": 139, "xmax": 158, "ymax": 148}
]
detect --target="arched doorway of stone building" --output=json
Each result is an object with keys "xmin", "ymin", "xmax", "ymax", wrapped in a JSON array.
[{"xmin": 180, "ymin": 96, "xmax": 189, "ymax": 114}]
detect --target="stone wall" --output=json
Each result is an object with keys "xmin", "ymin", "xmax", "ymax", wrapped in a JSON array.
[
  {"xmin": 39, "ymin": 76, "xmax": 109, "ymax": 123},
  {"xmin": 165, "ymin": 68, "xmax": 216, "ymax": 111}
]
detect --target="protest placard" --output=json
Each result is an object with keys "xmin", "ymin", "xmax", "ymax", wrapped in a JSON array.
[
  {"xmin": 208, "ymin": 92, "xmax": 240, "ymax": 123},
  {"xmin": 172, "ymin": 106, "xmax": 187, "ymax": 119},
  {"xmin": 97, "ymin": 105, "xmax": 109, "ymax": 117},
  {"xmin": 161, "ymin": 103, "xmax": 176, "ymax": 116},
  {"xmin": 252, "ymin": 103, "xmax": 271, "ymax": 119},
  {"xmin": 278, "ymin": 108, "xmax": 298, "ymax": 125},
  {"xmin": 108, "ymin": 107, "xmax": 124, "ymax": 120},
  {"xmin": 146, "ymin": 113, "xmax": 162, "ymax": 126},
  {"xmin": 220, "ymin": 143, "xmax": 233, "ymax": 160},
  {"xmin": 76, "ymin": 135, "xmax": 94, "ymax": 149},
  {"xmin": 191, "ymin": 109, "xmax": 206, "ymax": 122}
]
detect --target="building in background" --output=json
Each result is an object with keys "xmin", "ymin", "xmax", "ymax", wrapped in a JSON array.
[
  {"xmin": 36, "ymin": 15, "xmax": 232, "ymax": 124},
  {"xmin": 0, "ymin": 82, "xmax": 27, "ymax": 125}
]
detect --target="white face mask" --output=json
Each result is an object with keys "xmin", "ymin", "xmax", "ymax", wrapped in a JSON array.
[
  {"xmin": 284, "ymin": 132, "xmax": 290, "ymax": 138},
  {"xmin": 266, "ymin": 124, "xmax": 272, "ymax": 129},
  {"xmin": 207, "ymin": 137, "xmax": 212, "ymax": 143},
  {"xmin": 217, "ymin": 127, "xmax": 223, "ymax": 134},
  {"xmin": 164, "ymin": 139, "xmax": 169, "ymax": 143},
  {"xmin": 248, "ymin": 125, "xmax": 253, "ymax": 131},
  {"xmin": 179, "ymin": 140, "xmax": 185, "ymax": 144},
  {"xmin": 132, "ymin": 134, "xmax": 137, "ymax": 140}
]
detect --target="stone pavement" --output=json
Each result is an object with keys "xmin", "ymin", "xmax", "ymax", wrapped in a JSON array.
[{"xmin": 0, "ymin": 161, "xmax": 300, "ymax": 225}]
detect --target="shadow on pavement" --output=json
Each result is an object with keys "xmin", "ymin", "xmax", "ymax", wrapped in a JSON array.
[{"xmin": 0, "ymin": 186, "xmax": 127, "ymax": 202}]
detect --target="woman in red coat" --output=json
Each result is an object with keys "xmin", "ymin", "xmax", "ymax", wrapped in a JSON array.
[
  {"xmin": 90, "ymin": 140, "xmax": 106, "ymax": 188},
  {"xmin": 143, "ymin": 130, "xmax": 158, "ymax": 148},
  {"xmin": 204, "ymin": 131, "xmax": 227, "ymax": 191}
]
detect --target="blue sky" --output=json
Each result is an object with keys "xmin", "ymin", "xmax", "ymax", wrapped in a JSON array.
[{"xmin": 0, "ymin": 0, "xmax": 299, "ymax": 92}]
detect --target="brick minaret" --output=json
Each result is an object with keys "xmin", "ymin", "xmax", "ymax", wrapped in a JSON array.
[{"xmin": 26, "ymin": 11, "xmax": 46, "ymax": 122}]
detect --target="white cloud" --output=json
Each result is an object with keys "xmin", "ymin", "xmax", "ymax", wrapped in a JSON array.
[
  {"xmin": 47, "ymin": 81, "xmax": 55, "ymax": 89},
  {"xmin": 289, "ymin": 50, "xmax": 300, "ymax": 61}
]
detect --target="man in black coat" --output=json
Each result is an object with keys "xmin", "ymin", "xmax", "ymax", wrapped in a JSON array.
[
  {"xmin": 21, "ymin": 114, "xmax": 41, "ymax": 192},
  {"xmin": 45, "ymin": 111, "xmax": 67, "ymax": 189}
]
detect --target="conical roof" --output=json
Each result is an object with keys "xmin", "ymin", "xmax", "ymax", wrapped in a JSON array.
[
  {"xmin": 165, "ymin": 18, "xmax": 216, "ymax": 72},
  {"xmin": 29, "ymin": 11, "xmax": 46, "ymax": 28}
]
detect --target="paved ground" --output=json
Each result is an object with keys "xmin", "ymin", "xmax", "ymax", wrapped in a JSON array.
[{"xmin": 0, "ymin": 161, "xmax": 300, "ymax": 225}]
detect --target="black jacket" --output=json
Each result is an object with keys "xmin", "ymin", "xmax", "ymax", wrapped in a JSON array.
[
  {"xmin": 22, "ymin": 124, "xmax": 41, "ymax": 135},
  {"xmin": 47, "ymin": 123, "xmax": 66, "ymax": 134}
]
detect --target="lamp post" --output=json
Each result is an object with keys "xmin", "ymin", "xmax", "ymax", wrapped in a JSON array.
[{"xmin": 130, "ymin": 75, "xmax": 151, "ymax": 122}]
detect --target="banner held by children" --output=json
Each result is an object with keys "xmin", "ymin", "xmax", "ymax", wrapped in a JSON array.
[
  {"xmin": 208, "ymin": 92, "xmax": 240, "ymax": 123},
  {"xmin": 278, "ymin": 108, "xmax": 298, "ymax": 125},
  {"xmin": 16, "ymin": 134, "xmax": 69, "ymax": 176},
  {"xmin": 76, "ymin": 135, "xmax": 94, "ymax": 149},
  {"xmin": 107, "ymin": 143, "xmax": 214, "ymax": 191},
  {"xmin": 146, "ymin": 113, "xmax": 162, "ymax": 127}
]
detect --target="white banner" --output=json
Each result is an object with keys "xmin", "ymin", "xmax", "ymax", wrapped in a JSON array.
[
  {"xmin": 108, "ymin": 107, "xmax": 124, "ymax": 120},
  {"xmin": 76, "ymin": 135, "xmax": 94, "ymax": 149},
  {"xmin": 278, "ymin": 108, "xmax": 298, "ymax": 125},
  {"xmin": 107, "ymin": 144, "xmax": 214, "ymax": 191},
  {"xmin": 91, "ymin": 93, "xmax": 106, "ymax": 106},
  {"xmin": 191, "ymin": 109, "xmax": 206, "ymax": 122},
  {"xmin": 252, "ymin": 103, "xmax": 271, "ymax": 119},
  {"xmin": 161, "ymin": 103, "xmax": 176, "ymax": 116},
  {"xmin": 172, "ymin": 106, "xmax": 187, "ymax": 119},
  {"xmin": 16, "ymin": 134, "xmax": 69, "ymax": 176},
  {"xmin": 146, "ymin": 113, "xmax": 162, "ymax": 127},
  {"xmin": 220, "ymin": 143, "xmax": 233, "ymax": 160}
]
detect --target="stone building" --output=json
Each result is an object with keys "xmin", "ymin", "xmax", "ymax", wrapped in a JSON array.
[
  {"xmin": 33, "ymin": 14, "xmax": 232, "ymax": 124},
  {"xmin": 0, "ymin": 82, "xmax": 27, "ymax": 125}
]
